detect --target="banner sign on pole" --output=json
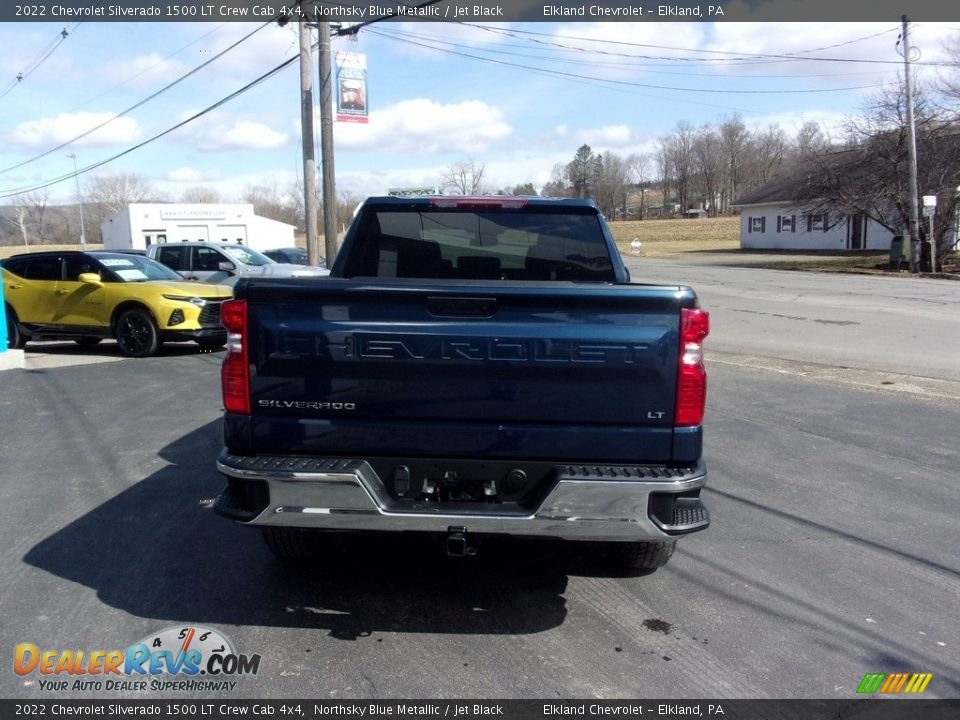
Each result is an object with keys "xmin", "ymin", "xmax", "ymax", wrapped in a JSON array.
[{"xmin": 335, "ymin": 51, "xmax": 368, "ymax": 124}]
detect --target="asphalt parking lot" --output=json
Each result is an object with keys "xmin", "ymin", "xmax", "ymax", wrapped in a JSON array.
[{"xmin": 1, "ymin": 331, "xmax": 957, "ymax": 704}]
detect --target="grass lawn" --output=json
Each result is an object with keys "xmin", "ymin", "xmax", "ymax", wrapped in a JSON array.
[
  {"xmin": 608, "ymin": 216, "xmax": 741, "ymax": 256},
  {"xmin": 608, "ymin": 217, "xmax": 908, "ymax": 274}
]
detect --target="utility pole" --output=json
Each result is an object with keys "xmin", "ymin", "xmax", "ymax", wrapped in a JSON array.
[
  {"xmin": 299, "ymin": 20, "xmax": 319, "ymax": 266},
  {"xmin": 66, "ymin": 152, "xmax": 86, "ymax": 245},
  {"xmin": 899, "ymin": 15, "xmax": 921, "ymax": 272},
  {"xmin": 318, "ymin": 21, "xmax": 338, "ymax": 265}
]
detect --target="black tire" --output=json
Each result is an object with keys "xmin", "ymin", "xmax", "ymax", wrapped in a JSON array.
[
  {"xmin": 261, "ymin": 527, "xmax": 321, "ymax": 560},
  {"xmin": 115, "ymin": 308, "xmax": 160, "ymax": 358},
  {"xmin": 5, "ymin": 306, "xmax": 26, "ymax": 350},
  {"xmin": 605, "ymin": 540, "xmax": 676, "ymax": 576},
  {"xmin": 74, "ymin": 337, "xmax": 103, "ymax": 346}
]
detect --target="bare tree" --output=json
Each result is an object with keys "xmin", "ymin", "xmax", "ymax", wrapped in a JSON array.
[
  {"xmin": 747, "ymin": 124, "xmax": 788, "ymax": 188},
  {"xmin": 658, "ymin": 121, "xmax": 696, "ymax": 213},
  {"xmin": 441, "ymin": 159, "xmax": 486, "ymax": 195},
  {"xmin": 21, "ymin": 189, "xmax": 50, "ymax": 244},
  {"xmin": 47, "ymin": 208, "xmax": 76, "ymax": 245},
  {"xmin": 717, "ymin": 115, "xmax": 750, "ymax": 214},
  {"xmin": 793, "ymin": 121, "xmax": 831, "ymax": 158},
  {"xmin": 242, "ymin": 180, "xmax": 299, "ymax": 227},
  {"xmin": 86, "ymin": 172, "xmax": 162, "ymax": 215},
  {"xmin": 180, "ymin": 186, "xmax": 222, "ymax": 204},
  {"xmin": 796, "ymin": 83, "xmax": 960, "ymax": 265},
  {"xmin": 336, "ymin": 189, "xmax": 364, "ymax": 233},
  {"xmin": 625, "ymin": 153, "xmax": 651, "ymax": 219},
  {"xmin": 937, "ymin": 31, "xmax": 960, "ymax": 110},
  {"xmin": 540, "ymin": 163, "xmax": 569, "ymax": 198},
  {"xmin": 692, "ymin": 126, "xmax": 722, "ymax": 215},
  {"xmin": 591, "ymin": 151, "xmax": 631, "ymax": 219},
  {"xmin": 85, "ymin": 172, "xmax": 164, "ymax": 243},
  {"xmin": 14, "ymin": 204, "xmax": 30, "ymax": 245}
]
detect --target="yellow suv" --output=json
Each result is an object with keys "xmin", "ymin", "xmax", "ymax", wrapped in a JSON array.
[{"xmin": 3, "ymin": 250, "xmax": 233, "ymax": 357}]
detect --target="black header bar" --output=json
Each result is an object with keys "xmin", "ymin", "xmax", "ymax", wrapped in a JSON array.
[
  {"xmin": 2, "ymin": 700, "xmax": 959, "ymax": 720},
  {"xmin": 1, "ymin": 1, "xmax": 957, "ymax": 23}
]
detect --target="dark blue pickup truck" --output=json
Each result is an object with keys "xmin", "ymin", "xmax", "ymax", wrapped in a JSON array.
[{"xmin": 214, "ymin": 196, "xmax": 709, "ymax": 573}]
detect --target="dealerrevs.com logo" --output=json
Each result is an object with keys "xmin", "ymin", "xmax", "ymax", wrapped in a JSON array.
[{"xmin": 14, "ymin": 625, "xmax": 261, "ymax": 693}]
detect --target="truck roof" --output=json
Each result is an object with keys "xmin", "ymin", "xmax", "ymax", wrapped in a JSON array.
[{"xmin": 364, "ymin": 196, "xmax": 599, "ymax": 210}]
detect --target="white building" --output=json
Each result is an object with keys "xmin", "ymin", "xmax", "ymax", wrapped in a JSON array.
[
  {"xmin": 732, "ymin": 175, "xmax": 895, "ymax": 251},
  {"xmin": 101, "ymin": 203, "xmax": 296, "ymax": 253}
]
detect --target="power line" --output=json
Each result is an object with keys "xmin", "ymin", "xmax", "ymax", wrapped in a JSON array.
[
  {"xmin": 0, "ymin": 22, "xmax": 84, "ymax": 101},
  {"xmin": 0, "ymin": 52, "xmax": 301, "ymax": 200},
  {"xmin": 469, "ymin": 23, "xmax": 958, "ymax": 68},
  {"xmin": 0, "ymin": 20, "xmax": 277, "ymax": 176},
  {"xmin": 366, "ymin": 27, "xmax": 888, "ymax": 95},
  {"xmin": 361, "ymin": 28, "xmax": 849, "ymax": 123},
  {"xmin": 375, "ymin": 26, "xmax": 887, "ymax": 80},
  {"xmin": 0, "ymin": 1, "xmax": 421, "ymax": 200},
  {"xmin": 67, "ymin": 23, "xmax": 230, "ymax": 113}
]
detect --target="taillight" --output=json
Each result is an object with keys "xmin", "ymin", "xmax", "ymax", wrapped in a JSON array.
[
  {"xmin": 675, "ymin": 308, "xmax": 709, "ymax": 427},
  {"xmin": 220, "ymin": 299, "xmax": 249, "ymax": 415}
]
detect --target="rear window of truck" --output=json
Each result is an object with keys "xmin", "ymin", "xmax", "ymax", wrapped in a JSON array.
[{"xmin": 341, "ymin": 208, "xmax": 615, "ymax": 282}]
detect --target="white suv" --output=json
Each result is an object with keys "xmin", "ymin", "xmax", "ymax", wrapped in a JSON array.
[{"xmin": 148, "ymin": 242, "xmax": 328, "ymax": 286}]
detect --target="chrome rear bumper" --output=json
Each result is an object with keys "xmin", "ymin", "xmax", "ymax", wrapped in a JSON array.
[{"xmin": 215, "ymin": 452, "xmax": 709, "ymax": 542}]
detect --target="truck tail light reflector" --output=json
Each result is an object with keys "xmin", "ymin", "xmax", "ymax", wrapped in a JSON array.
[
  {"xmin": 675, "ymin": 308, "xmax": 709, "ymax": 427},
  {"xmin": 221, "ymin": 299, "xmax": 250, "ymax": 415}
]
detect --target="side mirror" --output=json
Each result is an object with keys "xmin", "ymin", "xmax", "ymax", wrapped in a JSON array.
[
  {"xmin": 78, "ymin": 272, "xmax": 103, "ymax": 287},
  {"xmin": 218, "ymin": 261, "xmax": 236, "ymax": 272}
]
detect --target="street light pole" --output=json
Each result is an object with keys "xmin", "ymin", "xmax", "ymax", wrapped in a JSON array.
[{"xmin": 66, "ymin": 153, "xmax": 87, "ymax": 245}]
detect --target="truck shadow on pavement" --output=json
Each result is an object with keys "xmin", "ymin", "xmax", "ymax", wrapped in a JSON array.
[{"xmin": 23, "ymin": 419, "xmax": 584, "ymax": 639}]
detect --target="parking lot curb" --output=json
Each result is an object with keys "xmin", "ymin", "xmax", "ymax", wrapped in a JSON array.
[{"xmin": 0, "ymin": 349, "xmax": 25, "ymax": 371}]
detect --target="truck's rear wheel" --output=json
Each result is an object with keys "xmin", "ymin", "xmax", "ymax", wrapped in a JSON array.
[
  {"xmin": 261, "ymin": 527, "xmax": 320, "ymax": 560},
  {"xmin": 605, "ymin": 540, "xmax": 676, "ymax": 575}
]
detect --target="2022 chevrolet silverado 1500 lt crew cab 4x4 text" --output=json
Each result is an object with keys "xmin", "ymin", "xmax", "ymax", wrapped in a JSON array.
[{"xmin": 213, "ymin": 196, "xmax": 710, "ymax": 573}]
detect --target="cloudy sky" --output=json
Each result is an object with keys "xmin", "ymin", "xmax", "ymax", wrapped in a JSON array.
[{"xmin": 0, "ymin": 16, "xmax": 958, "ymax": 205}]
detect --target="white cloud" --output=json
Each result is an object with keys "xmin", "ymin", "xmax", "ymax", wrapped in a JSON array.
[
  {"xmin": 576, "ymin": 125, "xmax": 634, "ymax": 147},
  {"xmin": 10, "ymin": 112, "xmax": 141, "ymax": 148},
  {"xmin": 192, "ymin": 120, "xmax": 290, "ymax": 151},
  {"xmin": 336, "ymin": 98, "xmax": 512, "ymax": 154},
  {"xmin": 165, "ymin": 166, "xmax": 223, "ymax": 183},
  {"xmin": 223, "ymin": 121, "xmax": 289, "ymax": 150}
]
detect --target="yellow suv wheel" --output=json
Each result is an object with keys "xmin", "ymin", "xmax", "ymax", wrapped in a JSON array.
[{"xmin": 115, "ymin": 308, "xmax": 160, "ymax": 358}]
